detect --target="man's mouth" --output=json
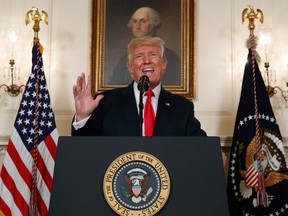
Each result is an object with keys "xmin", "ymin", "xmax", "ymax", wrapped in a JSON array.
[{"xmin": 142, "ymin": 68, "xmax": 154, "ymax": 74}]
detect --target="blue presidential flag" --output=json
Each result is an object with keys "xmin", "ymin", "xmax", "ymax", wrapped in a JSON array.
[{"xmin": 227, "ymin": 35, "xmax": 288, "ymax": 216}]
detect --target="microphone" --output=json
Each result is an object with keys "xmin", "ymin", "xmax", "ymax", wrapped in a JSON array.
[
  {"xmin": 137, "ymin": 75, "xmax": 150, "ymax": 93},
  {"xmin": 137, "ymin": 75, "xmax": 150, "ymax": 136}
]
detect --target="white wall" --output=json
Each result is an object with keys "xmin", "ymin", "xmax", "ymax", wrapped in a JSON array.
[
  {"xmin": 0, "ymin": 0, "xmax": 91, "ymax": 140},
  {"xmin": 0, "ymin": 0, "xmax": 288, "ymax": 149},
  {"xmin": 196, "ymin": 0, "xmax": 288, "ymax": 141}
]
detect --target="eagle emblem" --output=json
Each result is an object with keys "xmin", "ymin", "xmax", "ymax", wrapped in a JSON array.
[
  {"xmin": 239, "ymin": 128, "xmax": 288, "ymax": 206},
  {"xmin": 103, "ymin": 152, "xmax": 170, "ymax": 215},
  {"xmin": 122, "ymin": 168, "xmax": 153, "ymax": 203}
]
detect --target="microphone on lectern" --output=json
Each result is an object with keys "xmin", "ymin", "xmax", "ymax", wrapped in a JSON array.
[
  {"xmin": 137, "ymin": 75, "xmax": 150, "ymax": 93},
  {"xmin": 137, "ymin": 75, "xmax": 150, "ymax": 136}
]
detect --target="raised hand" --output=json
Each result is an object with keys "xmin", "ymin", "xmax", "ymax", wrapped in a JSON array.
[{"xmin": 73, "ymin": 73, "xmax": 104, "ymax": 121}]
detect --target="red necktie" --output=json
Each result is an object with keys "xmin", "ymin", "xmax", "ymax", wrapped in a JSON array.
[{"xmin": 144, "ymin": 90, "xmax": 155, "ymax": 136}]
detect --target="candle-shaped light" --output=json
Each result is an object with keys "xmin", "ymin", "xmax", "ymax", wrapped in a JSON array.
[
  {"xmin": 7, "ymin": 30, "xmax": 18, "ymax": 59},
  {"xmin": 282, "ymin": 53, "xmax": 288, "ymax": 86},
  {"xmin": 258, "ymin": 26, "xmax": 272, "ymax": 63},
  {"xmin": 257, "ymin": 26, "xmax": 274, "ymax": 87}
]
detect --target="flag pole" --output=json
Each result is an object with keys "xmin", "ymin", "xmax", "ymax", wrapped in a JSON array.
[
  {"xmin": 0, "ymin": 6, "xmax": 58, "ymax": 216},
  {"xmin": 25, "ymin": 6, "xmax": 48, "ymax": 216},
  {"xmin": 242, "ymin": 5, "xmax": 264, "ymax": 36},
  {"xmin": 227, "ymin": 5, "xmax": 288, "ymax": 215},
  {"xmin": 242, "ymin": 5, "xmax": 268, "ymax": 207}
]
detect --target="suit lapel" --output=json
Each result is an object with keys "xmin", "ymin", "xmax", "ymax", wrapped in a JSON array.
[
  {"xmin": 119, "ymin": 84, "xmax": 173, "ymax": 136},
  {"xmin": 153, "ymin": 88, "xmax": 172, "ymax": 136},
  {"xmin": 121, "ymin": 83, "xmax": 140, "ymax": 135}
]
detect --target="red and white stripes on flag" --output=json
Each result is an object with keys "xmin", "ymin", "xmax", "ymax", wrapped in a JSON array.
[
  {"xmin": 246, "ymin": 161, "xmax": 260, "ymax": 187},
  {"xmin": 0, "ymin": 39, "xmax": 59, "ymax": 216}
]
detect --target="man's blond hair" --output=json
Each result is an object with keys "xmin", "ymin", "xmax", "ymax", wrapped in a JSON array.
[{"xmin": 127, "ymin": 36, "xmax": 167, "ymax": 64}]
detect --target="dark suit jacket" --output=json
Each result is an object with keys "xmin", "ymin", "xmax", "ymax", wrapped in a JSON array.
[{"xmin": 72, "ymin": 83, "xmax": 206, "ymax": 136}]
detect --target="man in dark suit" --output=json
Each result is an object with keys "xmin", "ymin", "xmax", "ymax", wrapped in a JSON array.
[{"xmin": 72, "ymin": 36, "xmax": 206, "ymax": 137}]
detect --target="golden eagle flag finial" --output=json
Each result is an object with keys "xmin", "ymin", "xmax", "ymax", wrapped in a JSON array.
[
  {"xmin": 25, "ymin": 6, "xmax": 48, "ymax": 38},
  {"xmin": 242, "ymin": 5, "xmax": 264, "ymax": 36}
]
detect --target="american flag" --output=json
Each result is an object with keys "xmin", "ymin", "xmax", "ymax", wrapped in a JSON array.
[
  {"xmin": 246, "ymin": 161, "xmax": 260, "ymax": 187},
  {"xmin": 0, "ymin": 39, "xmax": 59, "ymax": 216}
]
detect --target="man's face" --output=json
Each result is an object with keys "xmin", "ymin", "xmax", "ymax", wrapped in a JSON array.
[
  {"xmin": 128, "ymin": 44, "xmax": 167, "ymax": 89},
  {"xmin": 131, "ymin": 12, "xmax": 152, "ymax": 37}
]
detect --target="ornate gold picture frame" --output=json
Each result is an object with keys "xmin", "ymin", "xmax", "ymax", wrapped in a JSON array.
[{"xmin": 90, "ymin": 0, "xmax": 196, "ymax": 99}]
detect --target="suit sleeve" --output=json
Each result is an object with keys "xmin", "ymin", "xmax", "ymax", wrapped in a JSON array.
[
  {"xmin": 186, "ymin": 102, "xmax": 207, "ymax": 136},
  {"xmin": 186, "ymin": 113, "xmax": 207, "ymax": 136},
  {"xmin": 71, "ymin": 103, "xmax": 104, "ymax": 136}
]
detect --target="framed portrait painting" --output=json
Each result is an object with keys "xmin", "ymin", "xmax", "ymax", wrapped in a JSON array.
[{"xmin": 90, "ymin": 0, "xmax": 196, "ymax": 99}]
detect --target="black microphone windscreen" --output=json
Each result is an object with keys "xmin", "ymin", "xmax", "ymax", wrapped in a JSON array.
[{"xmin": 137, "ymin": 75, "xmax": 150, "ymax": 92}]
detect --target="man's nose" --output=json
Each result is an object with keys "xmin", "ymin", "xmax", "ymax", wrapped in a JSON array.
[
  {"xmin": 143, "ymin": 55, "xmax": 151, "ymax": 64},
  {"xmin": 136, "ymin": 21, "xmax": 141, "ymax": 28}
]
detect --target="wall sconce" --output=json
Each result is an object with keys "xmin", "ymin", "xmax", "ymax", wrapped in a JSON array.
[
  {"xmin": 0, "ymin": 59, "xmax": 25, "ymax": 97},
  {"xmin": 264, "ymin": 62, "xmax": 288, "ymax": 101},
  {"xmin": 0, "ymin": 27, "xmax": 25, "ymax": 97},
  {"xmin": 257, "ymin": 26, "xmax": 288, "ymax": 102}
]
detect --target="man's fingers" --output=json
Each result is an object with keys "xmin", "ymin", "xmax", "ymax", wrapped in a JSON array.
[
  {"xmin": 81, "ymin": 73, "xmax": 86, "ymax": 89},
  {"xmin": 87, "ymin": 74, "xmax": 92, "ymax": 90},
  {"xmin": 76, "ymin": 75, "xmax": 82, "ymax": 91},
  {"xmin": 75, "ymin": 73, "xmax": 91, "ymax": 92},
  {"xmin": 94, "ymin": 94, "xmax": 104, "ymax": 106},
  {"xmin": 72, "ymin": 85, "xmax": 77, "ymax": 97}
]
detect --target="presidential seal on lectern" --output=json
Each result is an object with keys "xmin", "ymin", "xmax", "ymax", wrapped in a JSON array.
[{"xmin": 103, "ymin": 151, "xmax": 170, "ymax": 215}]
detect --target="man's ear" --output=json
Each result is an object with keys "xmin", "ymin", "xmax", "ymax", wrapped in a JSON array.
[
  {"xmin": 162, "ymin": 60, "xmax": 167, "ymax": 71},
  {"xmin": 162, "ymin": 54, "xmax": 168, "ymax": 70}
]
